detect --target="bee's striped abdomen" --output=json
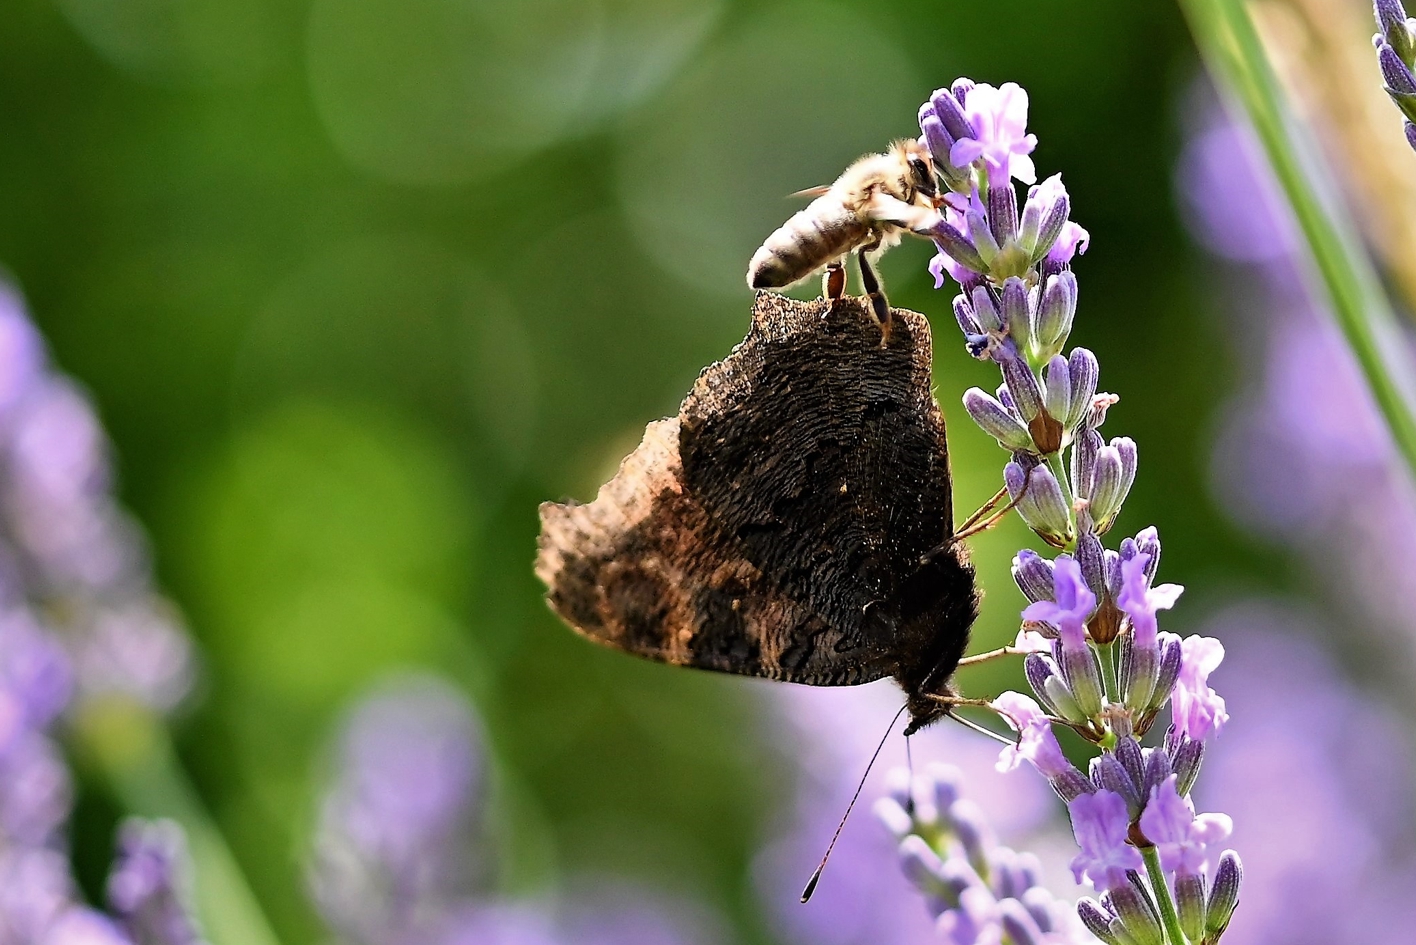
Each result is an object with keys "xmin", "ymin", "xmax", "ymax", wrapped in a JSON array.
[{"xmin": 746, "ymin": 198, "xmax": 869, "ymax": 290}]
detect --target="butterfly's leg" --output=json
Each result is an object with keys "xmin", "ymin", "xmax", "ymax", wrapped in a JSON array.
[
  {"xmin": 956, "ymin": 645, "xmax": 1031, "ymax": 667},
  {"xmin": 953, "ymin": 466, "xmax": 1034, "ymax": 540},
  {"xmin": 955, "ymin": 485, "xmax": 1009, "ymax": 534},
  {"xmin": 856, "ymin": 238, "xmax": 891, "ymax": 345},
  {"xmin": 822, "ymin": 259, "xmax": 847, "ymax": 301}
]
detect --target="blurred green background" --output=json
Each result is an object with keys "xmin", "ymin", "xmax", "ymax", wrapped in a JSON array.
[{"xmin": 0, "ymin": 1, "xmax": 1272, "ymax": 943}]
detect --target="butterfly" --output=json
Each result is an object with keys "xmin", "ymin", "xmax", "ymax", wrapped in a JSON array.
[{"xmin": 535, "ymin": 292, "xmax": 978, "ymax": 735}]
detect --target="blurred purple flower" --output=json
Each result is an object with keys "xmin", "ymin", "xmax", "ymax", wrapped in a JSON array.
[
  {"xmin": 39, "ymin": 909, "xmax": 134, "ymax": 945},
  {"xmin": 107, "ymin": 819, "xmax": 205, "ymax": 945},
  {"xmin": 1066, "ymin": 790, "xmax": 1140, "ymax": 892},
  {"xmin": 1194, "ymin": 608, "xmax": 1416, "ymax": 945},
  {"xmin": 0, "ymin": 285, "xmax": 203, "ymax": 945},
  {"xmin": 309, "ymin": 675, "xmax": 487, "ymax": 944},
  {"xmin": 310, "ymin": 675, "xmax": 723, "ymax": 945},
  {"xmin": 755, "ymin": 682, "xmax": 1064, "ymax": 945}
]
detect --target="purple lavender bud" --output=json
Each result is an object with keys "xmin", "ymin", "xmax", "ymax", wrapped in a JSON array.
[
  {"xmin": 1034, "ymin": 272, "xmax": 1077, "ymax": 359},
  {"xmin": 908, "ymin": 772, "xmax": 942, "ymax": 830},
  {"xmin": 1071, "ymin": 429, "xmax": 1101, "ymax": 502},
  {"xmin": 1076, "ymin": 898, "xmax": 1121, "ymax": 945},
  {"xmin": 952, "ymin": 294, "xmax": 981, "ymax": 336},
  {"xmin": 1013, "ymin": 851, "xmax": 1043, "ymax": 892},
  {"xmin": 1152, "ymin": 637, "xmax": 1184, "ymax": 714},
  {"xmin": 1042, "ymin": 674, "xmax": 1086, "ymax": 727},
  {"xmin": 1033, "ymin": 193, "xmax": 1071, "ymax": 265},
  {"xmin": 883, "ymin": 767, "xmax": 912, "ymax": 811},
  {"xmin": 966, "ymin": 203, "xmax": 1001, "ymax": 264},
  {"xmin": 931, "ymin": 86, "xmax": 976, "ymax": 142},
  {"xmin": 1053, "ymin": 767, "xmax": 1096, "ymax": 802},
  {"xmin": 998, "ymin": 899, "xmax": 1044, "ymax": 945},
  {"xmin": 1133, "ymin": 526, "xmax": 1161, "ymax": 582},
  {"xmin": 951, "ymin": 77, "xmax": 974, "ymax": 103},
  {"xmin": 1000, "ymin": 352, "xmax": 1043, "ymax": 423},
  {"xmin": 1058, "ymin": 640, "xmax": 1103, "ymax": 719},
  {"xmin": 898, "ymin": 835, "xmax": 948, "ymax": 895},
  {"xmin": 1407, "ymin": 119, "xmax": 1416, "ymax": 150},
  {"xmin": 1175, "ymin": 872, "xmax": 1206, "ymax": 943},
  {"xmin": 932, "ymin": 225, "xmax": 987, "ymax": 275},
  {"xmin": 925, "ymin": 763, "xmax": 962, "ymax": 813},
  {"xmin": 964, "ymin": 388, "xmax": 1033, "ymax": 452},
  {"xmin": 1090, "ymin": 754, "xmax": 1141, "ymax": 816},
  {"xmin": 1380, "ymin": 42, "xmax": 1416, "ymax": 104},
  {"xmin": 1006, "ymin": 461, "xmax": 1072, "ymax": 544},
  {"xmin": 872, "ymin": 796, "xmax": 913, "ymax": 840},
  {"xmin": 1141, "ymin": 747, "xmax": 1172, "ymax": 799},
  {"xmin": 1087, "ymin": 445, "xmax": 1126, "ymax": 528},
  {"xmin": 920, "ymin": 110, "xmax": 956, "ymax": 164},
  {"xmin": 1113, "ymin": 874, "xmax": 1165, "ymax": 945},
  {"xmin": 1376, "ymin": 0, "xmax": 1416, "ymax": 62},
  {"xmin": 107, "ymin": 819, "xmax": 203, "ymax": 945},
  {"xmin": 988, "ymin": 182, "xmax": 1019, "ymax": 248},
  {"xmin": 1023, "ymin": 653, "xmax": 1060, "ymax": 713},
  {"xmin": 1114, "ymin": 737, "xmax": 1145, "ymax": 790},
  {"xmin": 1206, "ymin": 851, "xmax": 1242, "ymax": 939},
  {"xmin": 1042, "ymin": 356, "xmax": 1071, "ymax": 427},
  {"xmin": 947, "ymin": 800, "xmax": 994, "ymax": 876},
  {"xmin": 1115, "ymin": 436, "xmax": 1138, "ymax": 498},
  {"xmin": 1104, "ymin": 889, "xmax": 1161, "ymax": 945},
  {"xmin": 970, "ymin": 285, "xmax": 1003, "ymax": 333},
  {"xmin": 1071, "ymin": 534, "xmax": 1104, "ymax": 606},
  {"xmin": 1169, "ymin": 732, "xmax": 1205, "ymax": 796},
  {"xmin": 1019, "ymin": 887, "xmax": 1055, "ymax": 933},
  {"xmin": 1000, "ymin": 277, "xmax": 1033, "ymax": 353},
  {"xmin": 1066, "ymin": 348, "xmax": 1099, "ymax": 429},
  {"xmin": 1012, "ymin": 549, "xmax": 1055, "ymax": 602}
]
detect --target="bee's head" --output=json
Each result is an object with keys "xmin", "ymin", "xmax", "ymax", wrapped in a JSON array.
[{"xmin": 894, "ymin": 138, "xmax": 938, "ymax": 200}]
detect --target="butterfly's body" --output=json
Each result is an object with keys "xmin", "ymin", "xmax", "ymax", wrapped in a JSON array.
[
  {"xmin": 536, "ymin": 293, "xmax": 977, "ymax": 733},
  {"xmin": 745, "ymin": 141, "xmax": 942, "ymax": 334}
]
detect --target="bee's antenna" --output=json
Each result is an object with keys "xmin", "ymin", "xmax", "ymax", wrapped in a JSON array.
[{"xmin": 800, "ymin": 703, "xmax": 908, "ymax": 903}]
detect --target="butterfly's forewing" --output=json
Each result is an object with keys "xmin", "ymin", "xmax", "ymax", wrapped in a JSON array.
[{"xmin": 536, "ymin": 294, "xmax": 968, "ymax": 689}]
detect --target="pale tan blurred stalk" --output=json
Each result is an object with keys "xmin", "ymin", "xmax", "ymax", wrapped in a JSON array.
[{"xmin": 1250, "ymin": 0, "xmax": 1416, "ymax": 315}]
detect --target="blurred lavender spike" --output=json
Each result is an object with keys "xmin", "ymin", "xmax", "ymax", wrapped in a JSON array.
[{"xmin": 108, "ymin": 819, "xmax": 207, "ymax": 945}]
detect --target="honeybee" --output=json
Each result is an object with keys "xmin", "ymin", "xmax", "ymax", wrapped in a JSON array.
[{"xmin": 746, "ymin": 139, "xmax": 942, "ymax": 340}]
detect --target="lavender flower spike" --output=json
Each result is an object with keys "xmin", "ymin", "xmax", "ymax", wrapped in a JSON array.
[
  {"xmin": 1372, "ymin": 0, "xmax": 1416, "ymax": 143},
  {"xmin": 108, "ymin": 819, "xmax": 206, "ymax": 945},
  {"xmin": 900, "ymin": 78, "xmax": 1242, "ymax": 944}
]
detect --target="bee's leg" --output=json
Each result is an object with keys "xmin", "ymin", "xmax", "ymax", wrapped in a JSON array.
[
  {"xmin": 856, "ymin": 240, "xmax": 891, "ymax": 345},
  {"xmin": 822, "ymin": 260, "xmax": 847, "ymax": 302}
]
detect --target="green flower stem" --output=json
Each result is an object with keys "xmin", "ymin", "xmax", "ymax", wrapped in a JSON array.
[
  {"xmin": 1097, "ymin": 641, "xmax": 1119, "ymax": 703},
  {"xmin": 1179, "ymin": 0, "xmax": 1416, "ymax": 485},
  {"xmin": 1044, "ymin": 450, "xmax": 1077, "ymax": 551},
  {"xmin": 70, "ymin": 697, "xmax": 282, "ymax": 945},
  {"xmin": 1142, "ymin": 844, "xmax": 1189, "ymax": 945}
]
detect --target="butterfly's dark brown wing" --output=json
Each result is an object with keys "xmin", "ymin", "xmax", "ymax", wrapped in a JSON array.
[
  {"xmin": 537, "ymin": 416, "xmax": 883, "ymax": 682},
  {"xmin": 536, "ymin": 294, "xmax": 972, "ymax": 688}
]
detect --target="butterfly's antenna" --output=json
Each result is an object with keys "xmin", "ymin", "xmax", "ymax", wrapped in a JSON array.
[{"xmin": 800, "ymin": 703, "xmax": 908, "ymax": 904}]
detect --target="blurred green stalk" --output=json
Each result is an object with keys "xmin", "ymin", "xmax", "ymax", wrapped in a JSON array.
[
  {"xmin": 73, "ymin": 698, "xmax": 282, "ymax": 945},
  {"xmin": 1180, "ymin": 0, "xmax": 1416, "ymax": 483}
]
